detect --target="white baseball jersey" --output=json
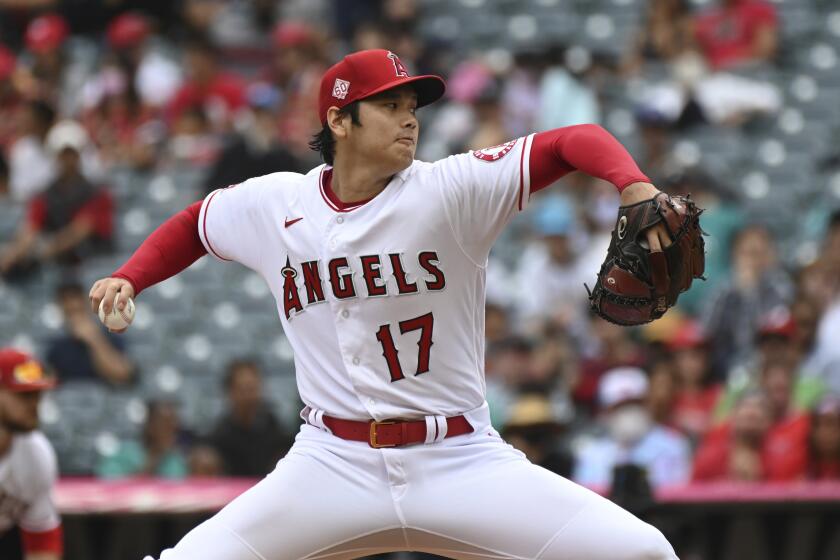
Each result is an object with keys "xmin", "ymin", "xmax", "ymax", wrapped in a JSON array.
[
  {"xmin": 199, "ymin": 135, "xmax": 535, "ymax": 420},
  {"xmin": 0, "ymin": 431, "xmax": 61, "ymax": 534}
]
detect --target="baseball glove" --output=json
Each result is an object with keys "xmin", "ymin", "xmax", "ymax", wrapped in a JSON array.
[{"xmin": 586, "ymin": 193, "xmax": 705, "ymax": 326}]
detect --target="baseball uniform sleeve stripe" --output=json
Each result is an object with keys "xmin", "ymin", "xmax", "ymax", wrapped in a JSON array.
[
  {"xmin": 199, "ymin": 189, "xmax": 233, "ymax": 262},
  {"xmin": 518, "ymin": 133, "xmax": 534, "ymax": 212}
]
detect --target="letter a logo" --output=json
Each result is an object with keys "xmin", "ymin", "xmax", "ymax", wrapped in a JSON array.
[{"xmin": 387, "ymin": 52, "xmax": 409, "ymax": 77}]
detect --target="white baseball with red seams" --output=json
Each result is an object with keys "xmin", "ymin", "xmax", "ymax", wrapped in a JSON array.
[
  {"xmin": 98, "ymin": 293, "xmax": 135, "ymax": 330},
  {"xmin": 140, "ymin": 135, "xmax": 678, "ymax": 560}
]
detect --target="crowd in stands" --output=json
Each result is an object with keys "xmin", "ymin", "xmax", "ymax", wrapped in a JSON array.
[{"xmin": 0, "ymin": 0, "xmax": 839, "ymax": 498}]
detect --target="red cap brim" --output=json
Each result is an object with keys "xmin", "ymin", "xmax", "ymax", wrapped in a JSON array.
[{"xmin": 9, "ymin": 378, "xmax": 57, "ymax": 392}]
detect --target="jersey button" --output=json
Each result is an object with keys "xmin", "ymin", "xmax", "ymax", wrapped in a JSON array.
[
  {"xmin": 341, "ymin": 310, "xmax": 349, "ymax": 318},
  {"xmin": 329, "ymin": 240, "xmax": 337, "ymax": 249},
  {"xmin": 368, "ymin": 398, "xmax": 375, "ymax": 406},
  {"xmin": 336, "ymin": 216, "xmax": 344, "ymax": 224},
  {"xmin": 352, "ymin": 357, "xmax": 360, "ymax": 365}
]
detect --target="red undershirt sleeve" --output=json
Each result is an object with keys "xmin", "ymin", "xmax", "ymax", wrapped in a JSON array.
[
  {"xmin": 529, "ymin": 124, "xmax": 650, "ymax": 194},
  {"xmin": 112, "ymin": 201, "xmax": 207, "ymax": 295},
  {"xmin": 21, "ymin": 524, "xmax": 63, "ymax": 555}
]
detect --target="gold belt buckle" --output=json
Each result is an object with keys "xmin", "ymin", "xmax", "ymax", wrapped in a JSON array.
[{"xmin": 369, "ymin": 420, "xmax": 397, "ymax": 448}]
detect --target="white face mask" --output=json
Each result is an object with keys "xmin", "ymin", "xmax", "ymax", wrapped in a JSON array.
[{"xmin": 607, "ymin": 405, "xmax": 652, "ymax": 446}]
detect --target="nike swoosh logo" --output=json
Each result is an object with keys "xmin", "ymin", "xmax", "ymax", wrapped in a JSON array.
[{"xmin": 285, "ymin": 217, "xmax": 303, "ymax": 228}]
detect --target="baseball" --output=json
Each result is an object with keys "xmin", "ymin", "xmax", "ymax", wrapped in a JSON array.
[{"xmin": 98, "ymin": 293, "xmax": 135, "ymax": 330}]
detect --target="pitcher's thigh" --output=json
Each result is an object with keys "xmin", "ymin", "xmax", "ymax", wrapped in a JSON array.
[
  {"xmin": 407, "ymin": 455, "xmax": 676, "ymax": 560},
  {"xmin": 148, "ymin": 449, "xmax": 401, "ymax": 560}
]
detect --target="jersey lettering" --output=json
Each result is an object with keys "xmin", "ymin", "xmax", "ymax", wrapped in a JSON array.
[
  {"xmin": 419, "ymin": 251, "xmax": 446, "ymax": 291},
  {"xmin": 360, "ymin": 255, "xmax": 387, "ymax": 297},
  {"xmin": 282, "ymin": 257, "xmax": 303, "ymax": 319},
  {"xmin": 301, "ymin": 260, "xmax": 326, "ymax": 304},
  {"xmin": 280, "ymin": 252, "xmax": 447, "ymax": 320},
  {"xmin": 389, "ymin": 253, "xmax": 419, "ymax": 294},
  {"xmin": 329, "ymin": 257, "xmax": 357, "ymax": 299}
]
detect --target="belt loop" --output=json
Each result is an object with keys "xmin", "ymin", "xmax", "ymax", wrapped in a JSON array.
[
  {"xmin": 308, "ymin": 407, "xmax": 331, "ymax": 433},
  {"xmin": 423, "ymin": 416, "xmax": 437, "ymax": 444},
  {"xmin": 434, "ymin": 415, "xmax": 448, "ymax": 442}
]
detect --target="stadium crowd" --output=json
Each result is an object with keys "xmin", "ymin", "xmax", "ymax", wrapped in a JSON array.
[{"xmin": 0, "ymin": 0, "xmax": 839, "ymax": 500}]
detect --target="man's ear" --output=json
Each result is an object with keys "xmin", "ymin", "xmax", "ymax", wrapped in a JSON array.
[{"xmin": 327, "ymin": 107, "xmax": 350, "ymax": 139}]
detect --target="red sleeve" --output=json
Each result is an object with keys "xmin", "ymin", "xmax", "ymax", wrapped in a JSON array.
[
  {"xmin": 27, "ymin": 196, "xmax": 47, "ymax": 231},
  {"xmin": 74, "ymin": 190, "xmax": 114, "ymax": 239},
  {"xmin": 21, "ymin": 524, "xmax": 63, "ymax": 554},
  {"xmin": 749, "ymin": 1, "xmax": 777, "ymax": 27},
  {"xmin": 528, "ymin": 125, "xmax": 650, "ymax": 194},
  {"xmin": 691, "ymin": 423, "xmax": 731, "ymax": 481},
  {"xmin": 112, "ymin": 201, "xmax": 207, "ymax": 295}
]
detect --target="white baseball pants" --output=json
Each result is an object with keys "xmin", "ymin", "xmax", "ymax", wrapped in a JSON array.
[{"xmin": 146, "ymin": 404, "xmax": 677, "ymax": 560}]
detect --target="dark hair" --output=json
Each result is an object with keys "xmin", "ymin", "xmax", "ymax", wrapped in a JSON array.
[
  {"xmin": 28, "ymin": 100, "xmax": 56, "ymax": 130},
  {"xmin": 309, "ymin": 101, "xmax": 361, "ymax": 165},
  {"xmin": 222, "ymin": 357, "xmax": 262, "ymax": 391}
]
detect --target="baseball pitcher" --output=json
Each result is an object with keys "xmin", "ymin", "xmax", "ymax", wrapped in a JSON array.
[{"xmin": 90, "ymin": 49, "xmax": 703, "ymax": 560}]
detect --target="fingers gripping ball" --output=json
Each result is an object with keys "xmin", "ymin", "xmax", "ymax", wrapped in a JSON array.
[
  {"xmin": 98, "ymin": 294, "xmax": 135, "ymax": 330},
  {"xmin": 586, "ymin": 193, "xmax": 705, "ymax": 326}
]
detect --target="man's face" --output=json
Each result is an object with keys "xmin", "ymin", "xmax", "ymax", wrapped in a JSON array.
[
  {"xmin": 59, "ymin": 292, "xmax": 87, "ymax": 322},
  {"xmin": 0, "ymin": 389, "xmax": 43, "ymax": 432},
  {"xmin": 341, "ymin": 85, "xmax": 419, "ymax": 174},
  {"xmin": 228, "ymin": 366, "xmax": 262, "ymax": 412}
]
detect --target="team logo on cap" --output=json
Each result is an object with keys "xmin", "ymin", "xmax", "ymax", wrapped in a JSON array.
[
  {"xmin": 472, "ymin": 140, "xmax": 517, "ymax": 162},
  {"xmin": 333, "ymin": 78, "xmax": 350, "ymax": 100},
  {"xmin": 13, "ymin": 360, "xmax": 44, "ymax": 384},
  {"xmin": 387, "ymin": 51, "xmax": 409, "ymax": 77}
]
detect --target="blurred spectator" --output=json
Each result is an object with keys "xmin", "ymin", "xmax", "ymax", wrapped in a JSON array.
[
  {"xmin": 808, "ymin": 395, "xmax": 840, "ymax": 480},
  {"xmin": 537, "ymin": 45, "xmax": 601, "ymax": 131},
  {"xmin": 6, "ymin": 99, "xmax": 55, "ymax": 202},
  {"xmin": 484, "ymin": 336, "xmax": 533, "ymax": 429},
  {"xmin": 702, "ymin": 225, "xmax": 793, "ymax": 376},
  {"xmin": 693, "ymin": 0, "xmax": 778, "ymax": 72},
  {"xmin": 0, "ymin": 44, "xmax": 20, "ymax": 152},
  {"xmin": 463, "ymin": 79, "xmax": 508, "ymax": 153},
  {"xmin": 666, "ymin": 321, "xmax": 723, "ymax": 442},
  {"xmin": 203, "ymin": 83, "xmax": 302, "ymax": 193},
  {"xmin": 693, "ymin": 391, "xmax": 773, "ymax": 481},
  {"xmin": 666, "ymin": 170, "xmax": 745, "ymax": 313},
  {"xmin": 808, "ymin": 211, "xmax": 840, "ymax": 390},
  {"xmin": 573, "ymin": 367, "xmax": 691, "ymax": 489},
  {"xmin": 503, "ymin": 393, "xmax": 573, "ymax": 478},
  {"xmin": 0, "ymin": 120, "xmax": 112, "ymax": 279},
  {"xmin": 715, "ymin": 309, "xmax": 826, "ymax": 420},
  {"xmin": 167, "ymin": 35, "xmax": 246, "ymax": 132},
  {"xmin": 188, "ymin": 442, "xmax": 223, "ymax": 477},
  {"xmin": 622, "ymin": 0, "xmax": 695, "ymax": 76},
  {"xmin": 268, "ymin": 21, "xmax": 329, "ymax": 165},
  {"xmin": 18, "ymin": 12, "xmax": 96, "ymax": 117},
  {"xmin": 574, "ymin": 317, "xmax": 645, "ymax": 412},
  {"xmin": 702, "ymin": 339, "xmax": 815, "ymax": 480},
  {"xmin": 515, "ymin": 195, "xmax": 598, "ymax": 332},
  {"xmin": 97, "ymin": 400, "xmax": 189, "ymax": 479},
  {"xmin": 105, "ymin": 12, "xmax": 182, "ymax": 111},
  {"xmin": 45, "ymin": 281, "xmax": 135, "ymax": 386},
  {"xmin": 646, "ymin": 353, "xmax": 677, "ymax": 428},
  {"xmin": 209, "ymin": 359, "xmax": 290, "ymax": 477}
]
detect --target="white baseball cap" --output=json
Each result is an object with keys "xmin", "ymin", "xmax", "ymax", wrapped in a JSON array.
[
  {"xmin": 46, "ymin": 120, "xmax": 89, "ymax": 155},
  {"xmin": 598, "ymin": 367, "xmax": 649, "ymax": 410}
]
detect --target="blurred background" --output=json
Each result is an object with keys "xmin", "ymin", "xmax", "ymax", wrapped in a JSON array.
[{"xmin": 1, "ymin": 0, "xmax": 840, "ymax": 559}]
